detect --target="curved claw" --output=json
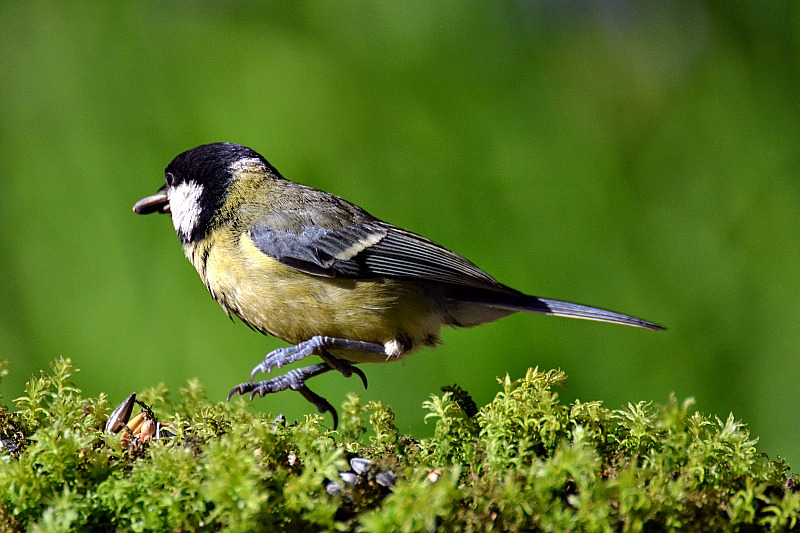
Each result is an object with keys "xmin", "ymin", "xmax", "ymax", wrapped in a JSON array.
[
  {"xmin": 298, "ymin": 386, "xmax": 339, "ymax": 430},
  {"xmin": 227, "ymin": 382, "xmax": 254, "ymax": 401},
  {"xmin": 249, "ymin": 363, "xmax": 266, "ymax": 382},
  {"xmin": 249, "ymin": 348, "xmax": 290, "ymax": 382},
  {"xmin": 316, "ymin": 351, "xmax": 368, "ymax": 390},
  {"xmin": 351, "ymin": 366, "xmax": 368, "ymax": 390}
]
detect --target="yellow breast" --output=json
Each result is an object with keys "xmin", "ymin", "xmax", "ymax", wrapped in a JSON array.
[{"xmin": 185, "ymin": 231, "xmax": 443, "ymax": 363}]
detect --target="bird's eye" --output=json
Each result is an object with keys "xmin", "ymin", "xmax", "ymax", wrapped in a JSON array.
[{"xmin": 165, "ymin": 172, "xmax": 176, "ymax": 187}]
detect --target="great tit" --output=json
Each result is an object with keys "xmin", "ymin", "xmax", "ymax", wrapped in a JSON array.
[{"xmin": 134, "ymin": 142, "xmax": 662, "ymax": 427}]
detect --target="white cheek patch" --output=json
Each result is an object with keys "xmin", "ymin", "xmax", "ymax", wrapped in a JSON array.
[{"xmin": 169, "ymin": 181, "xmax": 204, "ymax": 241}]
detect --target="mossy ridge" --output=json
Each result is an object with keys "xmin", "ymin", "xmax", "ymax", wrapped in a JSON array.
[{"xmin": 0, "ymin": 357, "xmax": 797, "ymax": 531}]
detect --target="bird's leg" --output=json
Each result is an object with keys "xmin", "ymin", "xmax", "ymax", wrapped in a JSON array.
[
  {"xmin": 229, "ymin": 336, "xmax": 385, "ymax": 428},
  {"xmin": 249, "ymin": 335, "xmax": 385, "ymax": 382},
  {"xmin": 228, "ymin": 363, "xmax": 342, "ymax": 428}
]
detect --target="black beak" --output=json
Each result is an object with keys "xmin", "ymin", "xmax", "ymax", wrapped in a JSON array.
[{"xmin": 133, "ymin": 184, "xmax": 170, "ymax": 215}]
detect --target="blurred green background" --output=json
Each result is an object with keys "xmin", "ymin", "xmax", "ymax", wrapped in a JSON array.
[{"xmin": 2, "ymin": 2, "xmax": 800, "ymax": 466}]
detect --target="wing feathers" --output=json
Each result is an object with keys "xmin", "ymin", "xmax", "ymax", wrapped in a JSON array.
[
  {"xmin": 247, "ymin": 218, "xmax": 662, "ymax": 330},
  {"xmin": 359, "ymin": 224, "xmax": 502, "ymax": 289},
  {"xmin": 249, "ymin": 219, "xmax": 504, "ymax": 290}
]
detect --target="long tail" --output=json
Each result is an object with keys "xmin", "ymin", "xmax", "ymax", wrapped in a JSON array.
[
  {"xmin": 534, "ymin": 297, "xmax": 664, "ymax": 330},
  {"xmin": 444, "ymin": 285, "xmax": 664, "ymax": 330}
]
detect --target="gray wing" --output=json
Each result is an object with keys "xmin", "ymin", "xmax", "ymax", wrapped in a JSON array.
[
  {"xmin": 248, "ymin": 220, "xmax": 505, "ymax": 290},
  {"xmin": 248, "ymin": 216, "xmax": 666, "ymax": 331}
]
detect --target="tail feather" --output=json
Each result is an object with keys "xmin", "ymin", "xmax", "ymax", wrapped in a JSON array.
[
  {"xmin": 536, "ymin": 297, "xmax": 664, "ymax": 330},
  {"xmin": 442, "ymin": 285, "xmax": 664, "ymax": 330}
]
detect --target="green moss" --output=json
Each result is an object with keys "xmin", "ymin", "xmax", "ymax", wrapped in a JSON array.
[{"xmin": 0, "ymin": 358, "xmax": 797, "ymax": 531}]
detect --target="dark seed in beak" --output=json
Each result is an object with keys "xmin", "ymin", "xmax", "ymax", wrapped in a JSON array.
[{"xmin": 133, "ymin": 186, "xmax": 170, "ymax": 215}]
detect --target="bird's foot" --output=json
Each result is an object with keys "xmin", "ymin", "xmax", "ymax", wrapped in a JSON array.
[
  {"xmin": 231, "ymin": 336, "xmax": 384, "ymax": 428},
  {"xmin": 249, "ymin": 335, "xmax": 384, "ymax": 381},
  {"xmin": 229, "ymin": 363, "xmax": 342, "ymax": 428}
]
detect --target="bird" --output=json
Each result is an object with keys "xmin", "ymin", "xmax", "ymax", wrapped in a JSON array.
[{"xmin": 133, "ymin": 142, "xmax": 662, "ymax": 427}]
